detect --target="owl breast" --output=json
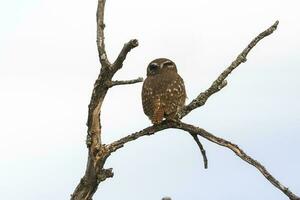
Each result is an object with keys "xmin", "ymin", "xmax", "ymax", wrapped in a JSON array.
[{"xmin": 142, "ymin": 71, "xmax": 186, "ymax": 124}]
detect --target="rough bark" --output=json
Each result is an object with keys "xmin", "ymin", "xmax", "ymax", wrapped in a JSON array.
[{"xmin": 70, "ymin": 1, "xmax": 140, "ymax": 199}]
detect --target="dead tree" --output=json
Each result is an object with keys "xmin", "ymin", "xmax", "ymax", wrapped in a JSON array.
[{"xmin": 70, "ymin": 1, "xmax": 300, "ymax": 200}]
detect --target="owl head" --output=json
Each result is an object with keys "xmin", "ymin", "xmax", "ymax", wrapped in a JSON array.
[{"xmin": 147, "ymin": 58, "xmax": 177, "ymax": 76}]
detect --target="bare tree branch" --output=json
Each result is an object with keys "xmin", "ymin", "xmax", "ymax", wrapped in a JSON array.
[
  {"xmin": 71, "ymin": 1, "xmax": 139, "ymax": 199},
  {"xmin": 96, "ymin": 0, "xmax": 110, "ymax": 67},
  {"xmin": 178, "ymin": 21, "xmax": 279, "ymax": 119},
  {"xmin": 108, "ymin": 120, "xmax": 300, "ymax": 200},
  {"xmin": 175, "ymin": 122, "xmax": 300, "ymax": 200},
  {"xmin": 108, "ymin": 124, "xmax": 169, "ymax": 153},
  {"xmin": 108, "ymin": 77, "xmax": 144, "ymax": 88},
  {"xmin": 190, "ymin": 133, "xmax": 208, "ymax": 169},
  {"xmin": 112, "ymin": 39, "xmax": 139, "ymax": 72}
]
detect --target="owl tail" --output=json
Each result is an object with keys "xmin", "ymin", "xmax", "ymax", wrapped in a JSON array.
[{"xmin": 151, "ymin": 100, "xmax": 164, "ymax": 124}]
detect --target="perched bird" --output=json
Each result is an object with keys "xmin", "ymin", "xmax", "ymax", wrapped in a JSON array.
[{"xmin": 142, "ymin": 58, "xmax": 186, "ymax": 124}]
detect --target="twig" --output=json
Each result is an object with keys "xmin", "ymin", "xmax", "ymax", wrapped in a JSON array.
[
  {"xmin": 112, "ymin": 39, "xmax": 139, "ymax": 72},
  {"xmin": 190, "ymin": 133, "xmax": 208, "ymax": 169},
  {"xmin": 96, "ymin": 0, "xmax": 110, "ymax": 67},
  {"xmin": 178, "ymin": 21, "xmax": 279, "ymax": 119},
  {"xmin": 108, "ymin": 77, "xmax": 143, "ymax": 87}
]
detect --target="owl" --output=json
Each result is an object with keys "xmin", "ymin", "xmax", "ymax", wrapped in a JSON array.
[{"xmin": 142, "ymin": 58, "xmax": 186, "ymax": 124}]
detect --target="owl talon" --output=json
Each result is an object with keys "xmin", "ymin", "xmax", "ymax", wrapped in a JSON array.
[{"xmin": 151, "ymin": 119, "xmax": 163, "ymax": 125}]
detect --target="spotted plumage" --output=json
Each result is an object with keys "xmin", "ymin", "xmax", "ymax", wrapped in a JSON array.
[{"xmin": 142, "ymin": 58, "xmax": 186, "ymax": 124}]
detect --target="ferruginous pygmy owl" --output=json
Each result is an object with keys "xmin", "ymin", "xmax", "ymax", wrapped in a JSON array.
[{"xmin": 142, "ymin": 58, "xmax": 186, "ymax": 124}]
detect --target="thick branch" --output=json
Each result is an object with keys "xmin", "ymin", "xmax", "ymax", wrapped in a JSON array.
[
  {"xmin": 72, "ymin": 1, "xmax": 142, "ymax": 199},
  {"xmin": 72, "ymin": 1, "xmax": 112, "ymax": 199},
  {"xmin": 108, "ymin": 77, "xmax": 143, "ymax": 88},
  {"xmin": 108, "ymin": 120, "xmax": 299, "ymax": 200},
  {"xmin": 178, "ymin": 20, "xmax": 279, "ymax": 119}
]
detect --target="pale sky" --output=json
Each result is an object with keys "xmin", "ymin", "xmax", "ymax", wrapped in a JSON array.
[{"xmin": 0, "ymin": 0, "xmax": 299, "ymax": 200}]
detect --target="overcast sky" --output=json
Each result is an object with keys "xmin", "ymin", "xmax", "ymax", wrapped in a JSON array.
[{"xmin": 0, "ymin": 0, "xmax": 299, "ymax": 200}]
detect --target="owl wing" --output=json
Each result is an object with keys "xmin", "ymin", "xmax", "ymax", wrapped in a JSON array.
[
  {"xmin": 142, "ymin": 77, "xmax": 155, "ymax": 118},
  {"xmin": 142, "ymin": 77, "xmax": 164, "ymax": 124},
  {"xmin": 164, "ymin": 74, "xmax": 187, "ymax": 118},
  {"xmin": 175, "ymin": 75, "xmax": 187, "ymax": 106},
  {"xmin": 151, "ymin": 98, "xmax": 164, "ymax": 124}
]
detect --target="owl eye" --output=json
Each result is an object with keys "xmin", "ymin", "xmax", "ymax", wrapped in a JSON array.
[{"xmin": 149, "ymin": 63, "xmax": 159, "ymax": 71}]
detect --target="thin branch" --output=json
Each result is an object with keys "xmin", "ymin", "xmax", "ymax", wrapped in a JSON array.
[
  {"xmin": 108, "ymin": 120, "xmax": 300, "ymax": 200},
  {"xmin": 178, "ymin": 20, "xmax": 279, "ymax": 119},
  {"xmin": 108, "ymin": 123, "xmax": 171, "ymax": 153},
  {"xmin": 190, "ymin": 133, "xmax": 208, "ymax": 169},
  {"xmin": 112, "ymin": 39, "xmax": 139, "ymax": 72},
  {"xmin": 174, "ymin": 122, "xmax": 300, "ymax": 200},
  {"xmin": 96, "ymin": 0, "xmax": 110, "ymax": 67},
  {"xmin": 108, "ymin": 77, "xmax": 144, "ymax": 88}
]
